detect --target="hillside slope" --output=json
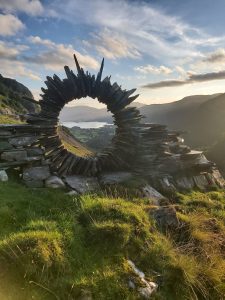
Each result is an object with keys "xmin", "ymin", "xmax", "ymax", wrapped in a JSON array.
[
  {"xmin": 0, "ymin": 74, "xmax": 38, "ymax": 115},
  {"xmin": 58, "ymin": 125, "xmax": 93, "ymax": 156}
]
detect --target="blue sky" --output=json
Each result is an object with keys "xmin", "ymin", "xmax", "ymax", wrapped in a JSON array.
[{"xmin": 1, "ymin": 0, "xmax": 225, "ymax": 107}]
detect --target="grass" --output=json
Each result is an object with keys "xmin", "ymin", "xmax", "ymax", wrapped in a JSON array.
[
  {"xmin": 0, "ymin": 115, "xmax": 22, "ymax": 124},
  {"xmin": 0, "ymin": 180, "xmax": 224, "ymax": 299},
  {"xmin": 58, "ymin": 126, "xmax": 93, "ymax": 157}
]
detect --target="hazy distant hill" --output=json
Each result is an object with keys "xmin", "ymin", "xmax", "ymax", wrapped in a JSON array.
[
  {"xmin": 140, "ymin": 93, "xmax": 225, "ymax": 147},
  {"xmin": 59, "ymin": 102, "xmax": 144, "ymax": 123},
  {"xmin": 60, "ymin": 106, "xmax": 113, "ymax": 122}
]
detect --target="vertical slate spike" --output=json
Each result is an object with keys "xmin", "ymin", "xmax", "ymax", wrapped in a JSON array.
[
  {"xmin": 73, "ymin": 54, "xmax": 81, "ymax": 74},
  {"xmin": 96, "ymin": 58, "xmax": 104, "ymax": 82}
]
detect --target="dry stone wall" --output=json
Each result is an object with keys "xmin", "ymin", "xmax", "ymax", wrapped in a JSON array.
[
  {"xmin": 136, "ymin": 123, "xmax": 225, "ymax": 191},
  {"xmin": 0, "ymin": 122, "xmax": 225, "ymax": 194},
  {"xmin": 0, "ymin": 124, "xmax": 52, "ymax": 187}
]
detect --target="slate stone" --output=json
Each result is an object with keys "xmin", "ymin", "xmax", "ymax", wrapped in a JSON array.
[
  {"xmin": 150, "ymin": 206, "xmax": 179, "ymax": 228},
  {"xmin": 23, "ymin": 166, "xmax": 50, "ymax": 181},
  {"xmin": 141, "ymin": 185, "xmax": 166, "ymax": 205},
  {"xmin": 193, "ymin": 174, "xmax": 209, "ymax": 190},
  {"xmin": 9, "ymin": 136, "xmax": 38, "ymax": 147},
  {"xmin": 0, "ymin": 130, "xmax": 12, "ymax": 136},
  {"xmin": 99, "ymin": 172, "xmax": 133, "ymax": 185},
  {"xmin": 45, "ymin": 176, "xmax": 65, "ymax": 189},
  {"xmin": 1, "ymin": 150, "xmax": 27, "ymax": 162},
  {"xmin": 0, "ymin": 170, "xmax": 8, "ymax": 182},
  {"xmin": 212, "ymin": 169, "xmax": 225, "ymax": 188},
  {"xmin": 176, "ymin": 177, "xmax": 195, "ymax": 190},
  {"xmin": 27, "ymin": 147, "xmax": 43, "ymax": 156},
  {"xmin": 0, "ymin": 141, "xmax": 13, "ymax": 151},
  {"xmin": 64, "ymin": 175, "xmax": 99, "ymax": 194}
]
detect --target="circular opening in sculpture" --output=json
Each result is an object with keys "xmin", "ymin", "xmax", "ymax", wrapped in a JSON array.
[{"xmin": 58, "ymin": 98, "xmax": 115, "ymax": 156}]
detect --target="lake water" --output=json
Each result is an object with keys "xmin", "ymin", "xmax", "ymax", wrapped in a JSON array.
[{"xmin": 62, "ymin": 121, "xmax": 111, "ymax": 129}]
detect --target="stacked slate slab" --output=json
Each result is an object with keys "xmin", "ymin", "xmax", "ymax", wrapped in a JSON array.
[
  {"xmin": 135, "ymin": 123, "xmax": 225, "ymax": 191},
  {"xmin": 0, "ymin": 124, "xmax": 52, "ymax": 187}
]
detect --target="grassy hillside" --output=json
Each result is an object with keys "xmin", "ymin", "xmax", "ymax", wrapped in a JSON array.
[
  {"xmin": 0, "ymin": 177, "xmax": 225, "ymax": 299},
  {"xmin": 0, "ymin": 74, "xmax": 38, "ymax": 115},
  {"xmin": 69, "ymin": 125, "xmax": 115, "ymax": 152},
  {"xmin": 58, "ymin": 125, "xmax": 94, "ymax": 157}
]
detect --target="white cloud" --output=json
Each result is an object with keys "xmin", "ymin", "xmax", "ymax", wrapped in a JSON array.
[
  {"xmin": 1, "ymin": 59, "xmax": 41, "ymax": 81},
  {"xmin": 31, "ymin": 88, "xmax": 41, "ymax": 100},
  {"xmin": 0, "ymin": 0, "xmax": 43, "ymax": 16},
  {"xmin": 83, "ymin": 30, "xmax": 141, "ymax": 60},
  {"xmin": 28, "ymin": 36, "xmax": 54, "ymax": 47},
  {"xmin": 28, "ymin": 36, "xmax": 99, "ymax": 70},
  {"xmin": 48, "ymin": 0, "xmax": 223, "ymax": 63},
  {"xmin": 175, "ymin": 66, "xmax": 186, "ymax": 76},
  {"xmin": 0, "ymin": 40, "xmax": 40, "ymax": 81},
  {"xmin": 0, "ymin": 40, "xmax": 29, "ymax": 58},
  {"xmin": 188, "ymin": 48, "xmax": 225, "ymax": 74},
  {"xmin": 0, "ymin": 14, "xmax": 25, "ymax": 36},
  {"xmin": 202, "ymin": 48, "xmax": 225, "ymax": 63},
  {"xmin": 135, "ymin": 64, "xmax": 173, "ymax": 75},
  {"xmin": 0, "ymin": 41, "xmax": 20, "ymax": 59}
]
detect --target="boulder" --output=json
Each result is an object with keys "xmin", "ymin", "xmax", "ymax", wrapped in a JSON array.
[
  {"xmin": 99, "ymin": 172, "xmax": 133, "ymax": 185},
  {"xmin": 150, "ymin": 206, "xmax": 179, "ymax": 228},
  {"xmin": 141, "ymin": 185, "xmax": 166, "ymax": 205},
  {"xmin": 23, "ymin": 166, "xmax": 50, "ymax": 181},
  {"xmin": 1, "ymin": 150, "xmax": 27, "ymax": 161},
  {"xmin": 45, "ymin": 176, "xmax": 65, "ymax": 189},
  {"xmin": 0, "ymin": 170, "xmax": 8, "ymax": 182},
  {"xmin": 64, "ymin": 175, "xmax": 99, "ymax": 194}
]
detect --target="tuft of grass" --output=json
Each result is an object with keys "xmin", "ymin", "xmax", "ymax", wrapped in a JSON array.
[{"xmin": 87, "ymin": 221, "xmax": 132, "ymax": 249}]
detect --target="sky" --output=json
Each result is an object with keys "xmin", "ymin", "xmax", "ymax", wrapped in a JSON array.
[{"xmin": 1, "ymin": 0, "xmax": 225, "ymax": 108}]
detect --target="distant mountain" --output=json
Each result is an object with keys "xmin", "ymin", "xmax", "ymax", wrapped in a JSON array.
[
  {"xmin": 140, "ymin": 93, "xmax": 224, "ymax": 147},
  {"xmin": 60, "ymin": 106, "xmax": 113, "ymax": 122},
  {"xmin": 59, "ymin": 102, "xmax": 145, "ymax": 123},
  {"xmin": 0, "ymin": 74, "xmax": 38, "ymax": 114}
]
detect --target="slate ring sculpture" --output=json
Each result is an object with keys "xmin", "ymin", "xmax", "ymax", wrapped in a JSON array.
[{"xmin": 28, "ymin": 55, "xmax": 142, "ymax": 176}]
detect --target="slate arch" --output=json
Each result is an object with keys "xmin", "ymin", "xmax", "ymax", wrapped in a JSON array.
[{"xmin": 28, "ymin": 55, "xmax": 142, "ymax": 176}]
